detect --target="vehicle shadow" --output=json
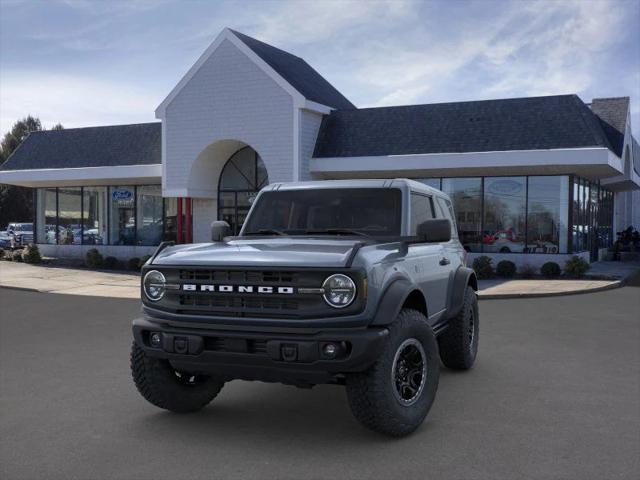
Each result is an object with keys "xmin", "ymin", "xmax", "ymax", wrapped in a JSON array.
[{"xmin": 128, "ymin": 370, "xmax": 458, "ymax": 446}]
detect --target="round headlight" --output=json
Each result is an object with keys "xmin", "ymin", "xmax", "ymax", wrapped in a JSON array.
[
  {"xmin": 143, "ymin": 270, "xmax": 166, "ymax": 302},
  {"xmin": 322, "ymin": 274, "xmax": 356, "ymax": 308}
]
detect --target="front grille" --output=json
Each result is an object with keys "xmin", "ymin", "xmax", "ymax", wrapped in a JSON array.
[
  {"xmin": 145, "ymin": 267, "xmax": 366, "ymax": 319},
  {"xmin": 179, "ymin": 294, "xmax": 299, "ymax": 316},
  {"xmin": 179, "ymin": 269, "xmax": 298, "ymax": 284}
]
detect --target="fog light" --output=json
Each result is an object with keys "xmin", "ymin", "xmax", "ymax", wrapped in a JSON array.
[
  {"xmin": 323, "ymin": 343, "xmax": 338, "ymax": 358},
  {"xmin": 150, "ymin": 332, "xmax": 162, "ymax": 348}
]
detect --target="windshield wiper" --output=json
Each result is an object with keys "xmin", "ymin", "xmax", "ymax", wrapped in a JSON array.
[
  {"xmin": 244, "ymin": 229, "xmax": 288, "ymax": 236},
  {"xmin": 303, "ymin": 228, "xmax": 371, "ymax": 237}
]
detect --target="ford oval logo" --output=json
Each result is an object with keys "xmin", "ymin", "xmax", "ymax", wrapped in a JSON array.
[
  {"xmin": 488, "ymin": 179, "xmax": 522, "ymax": 195},
  {"xmin": 112, "ymin": 189, "xmax": 133, "ymax": 200}
]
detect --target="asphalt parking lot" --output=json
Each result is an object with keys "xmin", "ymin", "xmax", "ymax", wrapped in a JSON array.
[{"xmin": 1, "ymin": 281, "xmax": 639, "ymax": 480}]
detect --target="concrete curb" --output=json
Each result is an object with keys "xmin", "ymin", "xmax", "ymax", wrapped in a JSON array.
[
  {"xmin": 478, "ymin": 279, "xmax": 623, "ymax": 300},
  {"xmin": 0, "ymin": 284, "xmax": 40, "ymax": 293}
]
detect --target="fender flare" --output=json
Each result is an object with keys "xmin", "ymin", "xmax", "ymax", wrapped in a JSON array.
[
  {"xmin": 370, "ymin": 278, "xmax": 420, "ymax": 326},
  {"xmin": 447, "ymin": 266, "xmax": 478, "ymax": 319}
]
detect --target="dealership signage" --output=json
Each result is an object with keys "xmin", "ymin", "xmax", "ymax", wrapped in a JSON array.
[{"xmin": 112, "ymin": 188, "xmax": 134, "ymax": 207}]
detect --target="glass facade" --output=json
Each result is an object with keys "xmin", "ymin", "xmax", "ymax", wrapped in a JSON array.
[
  {"xmin": 218, "ymin": 146, "xmax": 269, "ymax": 235},
  {"xmin": 82, "ymin": 187, "xmax": 107, "ymax": 245},
  {"xmin": 441, "ymin": 178, "xmax": 482, "ymax": 252},
  {"xmin": 571, "ymin": 176, "xmax": 614, "ymax": 257},
  {"xmin": 35, "ymin": 188, "xmax": 58, "ymax": 244},
  {"xmin": 36, "ymin": 186, "xmax": 176, "ymax": 246},
  {"xmin": 136, "ymin": 185, "xmax": 163, "ymax": 245},
  {"xmin": 483, "ymin": 177, "xmax": 526, "ymax": 253},
  {"xmin": 417, "ymin": 175, "xmax": 612, "ymax": 255},
  {"xmin": 57, "ymin": 188, "xmax": 82, "ymax": 245}
]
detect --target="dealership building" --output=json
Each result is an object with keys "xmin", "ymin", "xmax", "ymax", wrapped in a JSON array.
[{"xmin": 1, "ymin": 28, "xmax": 638, "ymax": 266}]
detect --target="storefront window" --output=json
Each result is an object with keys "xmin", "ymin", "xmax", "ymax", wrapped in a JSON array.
[
  {"xmin": 218, "ymin": 147, "xmax": 268, "ymax": 235},
  {"xmin": 36, "ymin": 188, "xmax": 57, "ymax": 244},
  {"xmin": 56, "ymin": 188, "xmax": 82, "ymax": 245},
  {"xmin": 526, "ymin": 176, "xmax": 569, "ymax": 254},
  {"xmin": 163, "ymin": 198, "xmax": 177, "ymax": 242},
  {"xmin": 136, "ymin": 185, "xmax": 163, "ymax": 245},
  {"xmin": 83, "ymin": 187, "xmax": 107, "ymax": 245},
  {"xmin": 441, "ymin": 178, "xmax": 482, "ymax": 252},
  {"xmin": 483, "ymin": 177, "xmax": 526, "ymax": 254},
  {"xmin": 416, "ymin": 178, "xmax": 442, "ymax": 190},
  {"xmin": 109, "ymin": 186, "xmax": 136, "ymax": 245}
]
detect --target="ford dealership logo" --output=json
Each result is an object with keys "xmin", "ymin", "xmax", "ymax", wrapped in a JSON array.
[{"xmin": 112, "ymin": 189, "xmax": 133, "ymax": 200}]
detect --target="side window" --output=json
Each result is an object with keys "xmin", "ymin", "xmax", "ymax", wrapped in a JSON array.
[
  {"xmin": 410, "ymin": 193, "xmax": 434, "ymax": 235},
  {"xmin": 436, "ymin": 197, "xmax": 458, "ymax": 238}
]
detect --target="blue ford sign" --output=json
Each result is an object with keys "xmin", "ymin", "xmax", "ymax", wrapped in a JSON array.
[{"xmin": 112, "ymin": 189, "xmax": 133, "ymax": 200}]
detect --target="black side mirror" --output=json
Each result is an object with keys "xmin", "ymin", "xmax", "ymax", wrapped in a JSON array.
[
  {"xmin": 417, "ymin": 218, "xmax": 452, "ymax": 243},
  {"xmin": 211, "ymin": 221, "xmax": 231, "ymax": 242}
]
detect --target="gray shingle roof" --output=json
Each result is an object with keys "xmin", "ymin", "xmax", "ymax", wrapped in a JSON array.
[
  {"xmin": 590, "ymin": 97, "xmax": 629, "ymax": 157},
  {"xmin": 230, "ymin": 29, "xmax": 355, "ymax": 110},
  {"xmin": 0, "ymin": 122, "xmax": 161, "ymax": 171},
  {"xmin": 313, "ymin": 94, "xmax": 616, "ymax": 158}
]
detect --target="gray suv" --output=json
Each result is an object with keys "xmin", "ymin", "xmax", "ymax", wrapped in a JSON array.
[{"xmin": 131, "ymin": 179, "xmax": 478, "ymax": 436}]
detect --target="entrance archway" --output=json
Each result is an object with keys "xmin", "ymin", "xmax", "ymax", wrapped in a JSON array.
[{"xmin": 217, "ymin": 146, "xmax": 268, "ymax": 234}]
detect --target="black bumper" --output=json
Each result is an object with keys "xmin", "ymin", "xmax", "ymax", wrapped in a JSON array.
[{"xmin": 132, "ymin": 316, "xmax": 388, "ymax": 386}]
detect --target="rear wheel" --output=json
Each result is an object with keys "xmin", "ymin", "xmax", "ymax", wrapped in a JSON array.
[
  {"xmin": 438, "ymin": 286, "xmax": 479, "ymax": 370},
  {"xmin": 130, "ymin": 342, "xmax": 225, "ymax": 413},
  {"xmin": 345, "ymin": 309, "xmax": 440, "ymax": 437}
]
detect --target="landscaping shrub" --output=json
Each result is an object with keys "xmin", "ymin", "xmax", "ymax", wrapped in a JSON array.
[
  {"xmin": 472, "ymin": 256, "xmax": 494, "ymax": 279},
  {"xmin": 22, "ymin": 244, "xmax": 42, "ymax": 264},
  {"xmin": 85, "ymin": 248, "xmax": 103, "ymax": 268},
  {"xmin": 103, "ymin": 256, "xmax": 119, "ymax": 270},
  {"xmin": 138, "ymin": 254, "xmax": 152, "ymax": 269},
  {"xmin": 519, "ymin": 263, "xmax": 537, "ymax": 279},
  {"xmin": 12, "ymin": 250, "xmax": 23, "ymax": 262},
  {"xmin": 496, "ymin": 260, "xmax": 516, "ymax": 278},
  {"xmin": 128, "ymin": 257, "xmax": 141, "ymax": 271},
  {"xmin": 565, "ymin": 256, "xmax": 590, "ymax": 277},
  {"xmin": 540, "ymin": 261, "xmax": 561, "ymax": 278}
]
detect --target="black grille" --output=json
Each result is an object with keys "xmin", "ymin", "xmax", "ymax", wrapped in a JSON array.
[
  {"xmin": 179, "ymin": 269, "xmax": 298, "ymax": 284},
  {"xmin": 145, "ymin": 267, "xmax": 366, "ymax": 319}
]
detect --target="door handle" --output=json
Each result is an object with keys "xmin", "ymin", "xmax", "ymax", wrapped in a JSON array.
[{"xmin": 439, "ymin": 257, "xmax": 450, "ymax": 266}]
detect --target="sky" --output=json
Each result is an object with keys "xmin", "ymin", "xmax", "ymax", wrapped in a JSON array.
[{"xmin": 1, "ymin": 0, "xmax": 639, "ymax": 138}]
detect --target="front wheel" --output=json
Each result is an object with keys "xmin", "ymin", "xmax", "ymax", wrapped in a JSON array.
[
  {"xmin": 130, "ymin": 342, "xmax": 225, "ymax": 413},
  {"xmin": 438, "ymin": 286, "xmax": 479, "ymax": 370},
  {"xmin": 345, "ymin": 309, "xmax": 440, "ymax": 437}
]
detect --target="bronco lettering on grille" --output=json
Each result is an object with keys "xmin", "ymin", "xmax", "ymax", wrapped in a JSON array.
[{"xmin": 182, "ymin": 284, "xmax": 295, "ymax": 294}]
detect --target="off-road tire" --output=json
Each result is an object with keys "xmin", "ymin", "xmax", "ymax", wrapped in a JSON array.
[
  {"xmin": 130, "ymin": 342, "xmax": 225, "ymax": 413},
  {"xmin": 438, "ymin": 286, "xmax": 478, "ymax": 370},
  {"xmin": 345, "ymin": 309, "xmax": 440, "ymax": 437}
]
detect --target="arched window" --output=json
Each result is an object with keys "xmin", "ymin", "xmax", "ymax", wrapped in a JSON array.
[{"xmin": 217, "ymin": 146, "xmax": 268, "ymax": 234}]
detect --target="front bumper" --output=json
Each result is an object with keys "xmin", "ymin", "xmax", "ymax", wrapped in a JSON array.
[{"xmin": 132, "ymin": 316, "xmax": 388, "ymax": 386}]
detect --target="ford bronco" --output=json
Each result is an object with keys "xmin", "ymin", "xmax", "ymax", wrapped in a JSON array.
[{"xmin": 131, "ymin": 179, "xmax": 479, "ymax": 436}]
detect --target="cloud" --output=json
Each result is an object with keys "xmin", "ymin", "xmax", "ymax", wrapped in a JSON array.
[
  {"xmin": 0, "ymin": 72, "xmax": 157, "ymax": 132},
  {"xmin": 345, "ymin": 0, "xmax": 628, "ymax": 107},
  {"xmin": 249, "ymin": 0, "xmax": 412, "ymax": 46}
]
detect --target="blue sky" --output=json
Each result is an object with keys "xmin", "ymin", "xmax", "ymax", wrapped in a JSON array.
[{"xmin": 1, "ymin": 0, "xmax": 639, "ymax": 137}]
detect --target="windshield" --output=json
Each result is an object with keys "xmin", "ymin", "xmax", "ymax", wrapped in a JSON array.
[
  {"xmin": 242, "ymin": 188, "xmax": 402, "ymax": 237},
  {"xmin": 11, "ymin": 224, "xmax": 32, "ymax": 231}
]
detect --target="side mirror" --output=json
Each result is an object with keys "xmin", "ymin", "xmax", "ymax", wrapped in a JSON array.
[
  {"xmin": 211, "ymin": 221, "xmax": 231, "ymax": 242},
  {"xmin": 417, "ymin": 218, "xmax": 452, "ymax": 243}
]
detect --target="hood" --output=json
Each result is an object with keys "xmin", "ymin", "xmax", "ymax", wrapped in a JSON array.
[{"xmin": 152, "ymin": 237, "xmax": 363, "ymax": 268}]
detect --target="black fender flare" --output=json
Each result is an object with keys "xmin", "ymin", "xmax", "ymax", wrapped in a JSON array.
[
  {"xmin": 370, "ymin": 277, "xmax": 421, "ymax": 326},
  {"xmin": 447, "ymin": 266, "xmax": 478, "ymax": 319}
]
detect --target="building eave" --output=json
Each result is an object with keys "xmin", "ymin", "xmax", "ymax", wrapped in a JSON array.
[
  {"xmin": 0, "ymin": 164, "xmax": 162, "ymax": 188},
  {"xmin": 310, "ymin": 147, "xmax": 627, "ymax": 183}
]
